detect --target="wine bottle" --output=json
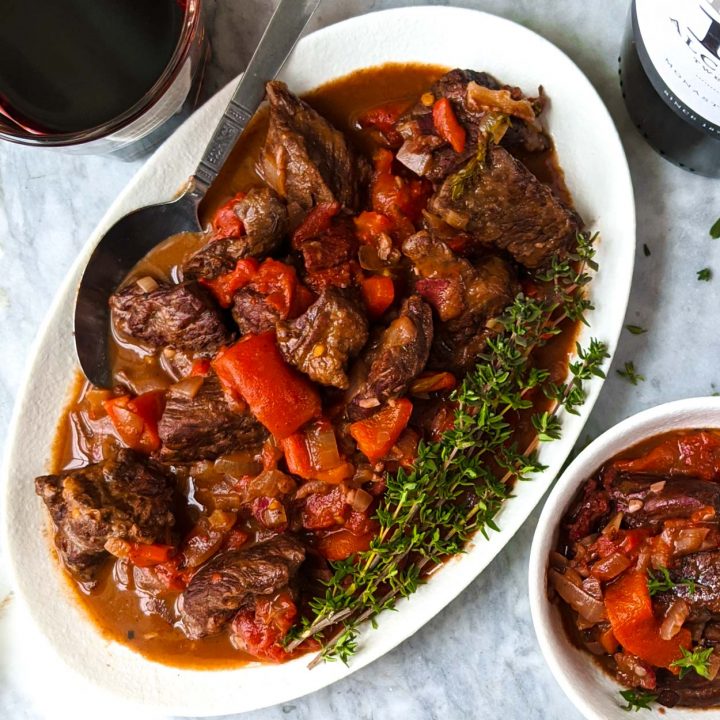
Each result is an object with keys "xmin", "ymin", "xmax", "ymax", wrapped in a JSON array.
[{"xmin": 619, "ymin": 0, "xmax": 720, "ymax": 177}]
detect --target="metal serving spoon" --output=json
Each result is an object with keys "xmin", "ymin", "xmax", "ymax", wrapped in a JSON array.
[{"xmin": 74, "ymin": 0, "xmax": 321, "ymax": 388}]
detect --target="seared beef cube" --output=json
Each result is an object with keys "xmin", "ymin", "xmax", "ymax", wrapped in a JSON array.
[
  {"xmin": 157, "ymin": 374, "xmax": 267, "ymax": 463},
  {"xmin": 657, "ymin": 551, "xmax": 720, "ymax": 621},
  {"xmin": 277, "ymin": 290, "xmax": 368, "ymax": 389},
  {"xmin": 656, "ymin": 674, "xmax": 720, "ymax": 708},
  {"xmin": 429, "ymin": 145, "xmax": 580, "ymax": 268},
  {"xmin": 348, "ymin": 295, "xmax": 433, "ymax": 419},
  {"xmin": 294, "ymin": 215, "xmax": 359, "ymax": 291},
  {"xmin": 110, "ymin": 281, "xmax": 233, "ymax": 354},
  {"xmin": 259, "ymin": 81, "xmax": 368, "ymax": 225},
  {"xmin": 403, "ymin": 231, "xmax": 517, "ymax": 372},
  {"xmin": 232, "ymin": 288, "xmax": 283, "ymax": 335},
  {"xmin": 34, "ymin": 449, "xmax": 175, "ymax": 584},
  {"xmin": 183, "ymin": 187, "xmax": 288, "ymax": 281},
  {"xmin": 395, "ymin": 69, "xmax": 549, "ymax": 182},
  {"xmin": 179, "ymin": 534, "xmax": 305, "ymax": 639}
]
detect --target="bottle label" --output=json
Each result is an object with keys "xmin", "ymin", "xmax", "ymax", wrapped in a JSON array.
[{"xmin": 636, "ymin": 0, "xmax": 720, "ymax": 133}]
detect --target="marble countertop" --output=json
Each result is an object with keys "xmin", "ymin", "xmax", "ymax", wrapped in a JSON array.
[{"xmin": 1, "ymin": 1, "xmax": 718, "ymax": 718}]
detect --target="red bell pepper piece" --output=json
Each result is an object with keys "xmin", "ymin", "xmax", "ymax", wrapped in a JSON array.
[
  {"xmin": 281, "ymin": 432, "xmax": 314, "ymax": 480},
  {"xmin": 432, "ymin": 97, "xmax": 466, "ymax": 153},
  {"xmin": 190, "ymin": 358, "xmax": 212, "ymax": 377},
  {"xmin": 212, "ymin": 332, "xmax": 321, "ymax": 439},
  {"xmin": 354, "ymin": 211, "xmax": 394, "ymax": 245},
  {"xmin": 349, "ymin": 397, "xmax": 413, "ymax": 461},
  {"xmin": 604, "ymin": 571, "xmax": 691, "ymax": 669},
  {"xmin": 200, "ymin": 257, "xmax": 258, "ymax": 308},
  {"xmin": 211, "ymin": 191, "xmax": 247, "ymax": 240},
  {"xmin": 356, "ymin": 102, "xmax": 407, "ymax": 146},
  {"xmin": 360, "ymin": 275, "xmax": 395, "ymax": 318},
  {"xmin": 103, "ymin": 391, "xmax": 165, "ymax": 453},
  {"xmin": 127, "ymin": 542, "xmax": 175, "ymax": 567}
]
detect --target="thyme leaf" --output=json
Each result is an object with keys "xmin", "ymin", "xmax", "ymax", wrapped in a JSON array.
[
  {"xmin": 625, "ymin": 325, "xmax": 647, "ymax": 335},
  {"xmin": 619, "ymin": 689, "xmax": 656, "ymax": 711},
  {"xmin": 616, "ymin": 361, "xmax": 644, "ymax": 385},
  {"xmin": 698, "ymin": 267, "xmax": 713, "ymax": 282},
  {"xmin": 647, "ymin": 566, "xmax": 698, "ymax": 596},
  {"xmin": 710, "ymin": 217, "xmax": 720, "ymax": 239},
  {"xmin": 671, "ymin": 645, "xmax": 714, "ymax": 679}
]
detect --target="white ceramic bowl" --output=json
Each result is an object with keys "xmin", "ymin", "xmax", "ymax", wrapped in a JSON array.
[
  {"xmin": 529, "ymin": 397, "xmax": 720, "ymax": 720},
  {"xmin": 1, "ymin": 6, "xmax": 635, "ymax": 716}
]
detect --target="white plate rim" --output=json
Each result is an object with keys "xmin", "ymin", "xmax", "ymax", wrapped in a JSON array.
[{"xmin": 1, "ymin": 5, "xmax": 636, "ymax": 716}]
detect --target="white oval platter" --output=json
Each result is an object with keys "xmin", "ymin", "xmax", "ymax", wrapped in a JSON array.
[{"xmin": 1, "ymin": 6, "xmax": 635, "ymax": 716}]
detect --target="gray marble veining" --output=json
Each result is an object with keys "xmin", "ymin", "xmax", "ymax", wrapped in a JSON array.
[{"xmin": 1, "ymin": 1, "xmax": 716, "ymax": 719}]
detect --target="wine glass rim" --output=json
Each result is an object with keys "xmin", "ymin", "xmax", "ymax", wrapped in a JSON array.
[{"xmin": 0, "ymin": 0, "xmax": 203, "ymax": 148}]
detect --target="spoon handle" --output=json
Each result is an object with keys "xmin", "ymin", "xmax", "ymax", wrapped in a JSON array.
[{"xmin": 191, "ymin": 0, "xmax": 321, "ymax": 196}]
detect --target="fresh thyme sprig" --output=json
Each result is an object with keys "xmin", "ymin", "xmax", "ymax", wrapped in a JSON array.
[
  {"xmin": 619, "ymin": 689, "xmax": 657, "ymax": 711},
  {"xmin": 617, "ymin": 361, "xmax": 644, "ymax": 385},
  {"xmin": 646, "ymin": 566, "xmax": 698, "ymax": 596},
  {"xmin": 287, "ymin": 233, "xmax": 606, "ymax": 665},
  {"xmin": 671, "ymin": 645, "xmax": 715, "ymax": 679}
]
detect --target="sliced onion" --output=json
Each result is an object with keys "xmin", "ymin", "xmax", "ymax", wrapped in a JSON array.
[
  {"xmin": 591, "ymin": 552, "xmax": 631, "ymax": 581},
  {"xmin": 649, "ymin": 480, "xmax": 666, "ymax": 494},
  {"xmin": 549, "ymin": 568, "xmax": 607, "ymax": 624},
  {"xmin": 306, "ymin": 421, "xmax": 341, "ymax": 471},
  {"xmin": 583, "ymin": 641, "xmax": 606, "ymax": 656},
  {"xmin": 385, "ymin": 315, "xmax": 417, "ymax": 347},
  {"xmin": 294, "ymin": 480, "xmax": 332, "ymax": 500},
  {"xmin": 136, "ymin": 275, "xmax": 159, "ymax": 293},
  {"xmin": 549, "ymin": 552, "xmax": 569, "ymax": 570},
  {"xmin": 214, "ymin": 452, "xmax": 261, "ymax": 480},
  {"xmin": 602, "ymin": 511, "xmax": 624, "ymax": 536},
  {"xmin": 208, "ymin": 509, "xmax": 236, "ymax": 532},
  {"xmin": 105, "ymin": 537, "xmax": 131, "ymax": 559},
  {"xmin": 466, "ymin": 81, "xmax": 536, "ymax": 123},
  {"xmin": 627, "ymin": 499, "xmax": 644, "ymax": 514},
  {"xmin": 171, "ymin": 375, "xmax": 205, "ymax": 399},
  {"xmin": 707, "ymin": 651, "xmax": 720, "ymax": 681},
  {"xmin": 663, "ymin": 526, "xmax": 710, "ymax": 556},
  {"xmin": 262, "ymin": 499, "xmax": 287, "ymax": 528},
  {"xmin": 660, "ymin": 599, "xmax": 690, "ymax": 640},
  {"xmin": 582, "ymin": 575, "xmax": 603, "ymax": 601},
  {"xmin": 184, "ymin": 527, "xmax": 225, "ymax": 568},
  {"xmin": 347, "ymin": 487, "xmax": 373, "ymax": 513},
  {"xmin": 243, "ymin": 470, "xmax": 296, "ymax": 502}
]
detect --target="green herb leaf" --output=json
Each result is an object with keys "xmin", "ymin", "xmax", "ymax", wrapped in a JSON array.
[
  {"xmin": 617, "ymin": 361, "xmax": 645, "ymax": 385},
  {"xmin": 647, "ymin": 566, "xmax": 698, "ymax": 596},
  {"xmin": 625, "ymin": 325, "xmax": 647, "ymax": 335},
  {"xmin": 698, "ymin": 267, "xmax": 712, "ymax": 282},
  {"xmin": 710, "ymin": 217, "xmax": 720, "ymax": 239},
  {"xmin": 619, "ymin": 689, "xmax": 656, "ymax": 711},
  {"xmin": 671, "ymin": 645, "xmax": 714, "ymax": 679},
  {"xmin": 643, "ymin": 243, "xmax": 651, "ymax": 257}
]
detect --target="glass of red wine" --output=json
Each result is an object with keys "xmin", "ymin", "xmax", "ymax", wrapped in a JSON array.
[{"xmin": 0, "ymin": 0, "xmax": 209, "ymax": 159}]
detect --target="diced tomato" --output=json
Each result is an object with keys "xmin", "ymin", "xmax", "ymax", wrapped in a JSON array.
[
  {"xmin": 349, "ymin": 397, "xmax": 413, "ymax": 462},
  {"xmin": 199, "ymin": 257, "xmax": 259, "ymax": 308},
  {"xmin": 231, "ymin": 591, "xmax": 298, "ymax": 662},
  {"xmin": 604, "ymin": 571, "xmax": 691, "ymax": 669},
  {"xmin": 354, "ymin": 211, "xmax": 394, "ymax": 245},
  {"xmin": 356, "ymin": 102, "xmax": 407, "ymax": 147},
  {"xmin": 292, "ymin": 202, "xmax": 341, "ymax": 248},
  {"xmin": 103, "ymin": 391, "xmax": 165, "ymax": 453},
  {"xmin": 211, "ymin": 191, "xmax": 247, "ymax": 240},
  {"xmin": 345, "ymin": 510, "xmax": 377, "ymax": 536},
  {"xmin": 360, "ymin": 275, "xmax": 395, "ymax": 318},
  {"xmin": 153, "ymin": 556, "xmax": 192, "ymax": 591},
  {"xmin": 302, "ymin": 486, "xmax": 349, "ymax": 530},
  {"xmin": 224, "ymin": 528, "xmax": 249, "ymax": 551},
  {"xmin": 292, "ymin": 282, "xmax": 316, "ymax": 317},
  {"xmin": 317, "ymin": 528, "xmax": 374, "ymax": 561},
  {"xmin": 212, "ymin": 332, "xmax": 321, "ymax": 439},
  {"xmin": 127, "ymin": 543, "xmax": 175, "ymax": 567},
  {"xmin": 251, "ymin": 259, "xmax": 298, "ymax": 316},
  {"xmin": 370, "ymin": 149, "xmax": 432, "ymax": 236},
  {"xmin": 281, "ymin": 432, "xmax": 314, "ymax": 480},
  {"xmin": 619, "ymin": 529, "xmax": 652, "ymax": 558},
  {"xmin": 190, "ymin": 358, "xmax": 212, "ymax": 377}
]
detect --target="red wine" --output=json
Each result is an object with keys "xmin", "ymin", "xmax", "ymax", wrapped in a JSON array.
[
  {"xmin": 619, "ymin": 0, "xmax": 720, "ymax": 177},
  {"xmin": 0, "ymin": 0, "xmax": 184, "ymax": 134}
]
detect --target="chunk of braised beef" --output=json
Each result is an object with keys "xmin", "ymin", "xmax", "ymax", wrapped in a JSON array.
[
  {"xmin": 403, "ymin": 231, "xmax": 517, "ymax": 372},
  {"xmin": 563, "ymin": 476, "xmax": 611, "ymax": 542},
  {"xmin": 157, "ymin": 374, "xmax": 267, "ymax": 463},
  {"xmin": 259, "ymin": 81, "xmax": 368, "ymax": 226},
  {"xmin": 183, "ymin": 187, "xmax": 288, "ymax": 281},
  {"xmin": 34, "ymin": 449, "xmax": 175, "ymax": 584},
  {"xmin": 178, "ymin": 534, "xmax": 305, "ymax": 639},
  {"xmin": 110, "ymin": 281, "xmax": 233, "ymax": 354},
  {"xmin": 231, "ymin": 288, "xmax": 283, "ymax": 335},
  {"xmin": 277, "ymin": 290, "xmax": 368, "ymax": 389},
  {"xmin": 655, "ymin": 551, "xmax": 720, "ymax": 622},
  {"xmin": 348, "ymin": 295, "xmax": 433, "ymax": 420},
  {"xmin": 429, "ymin": 145, "xmax": 580, "ymax": 268}
]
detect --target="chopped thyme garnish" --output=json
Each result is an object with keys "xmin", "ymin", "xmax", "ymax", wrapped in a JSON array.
[
  {"xmin": 619, "ymin": 689, "xmax": 657, "ymax": 711},
  {"xmin": 617, "ymin": 361, "xmax": 644, "ymax": 385},
  {"xmin": 671, "ymin": 646, "xmax": 715, "ymax": 679},
  {"xmin": 710, "ymin": 217, "xmax": 720, "ymax": 239},
  {"xmin": 647, "ymin": 566, "xmax": 698, "ymax": 596},
  {"xmin": 625, "ymin": 325, "xmax": 647, "ymax": 335},
  {"xmin": 698, "ymin": 267, "xmax": 712, "ymax": 281},
  {"xmin": 285, "ymin": 233, "xmax": 607, "ymax": 665}
]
